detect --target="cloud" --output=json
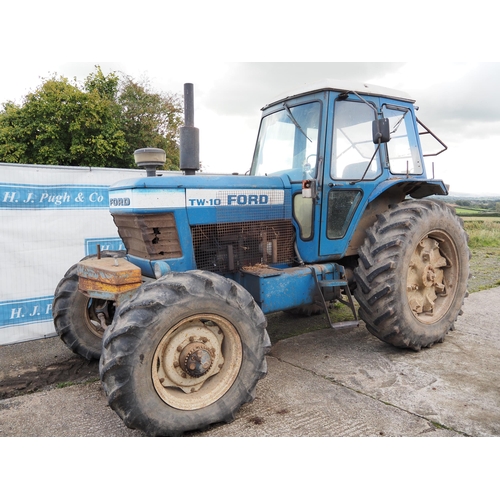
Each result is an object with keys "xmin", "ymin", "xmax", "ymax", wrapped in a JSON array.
[
  {"xmin": 411, "ymin": 63, "xmax": 500, "ymax": 140},
  {"xmin": 203, "ymin": 62, "xmax": 405, "ymax": 116},
  {"xmin": 1, "ymin": 61, "xmax": 497, "ymax": 194}
]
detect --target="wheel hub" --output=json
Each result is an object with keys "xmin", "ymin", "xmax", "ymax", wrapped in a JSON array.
[
  {"xmin": 152, "ymin": 314, "xmax": 243, "ymax": 411},
  {"xmin": 86, "ymin": 299, "xmax": 112, "ymax": 337},
  {"xmin": 154, "ymin": 320, "xmax": 224, "ymax": 395},
  {"xmin": 180, "ymin": 343, "xmax": 214, "ymax": 378},
  {"xmin": 407, "ymin": 236, "xmax": 448, "ymax": 316}
]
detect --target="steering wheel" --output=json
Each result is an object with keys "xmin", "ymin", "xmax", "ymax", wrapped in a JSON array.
[{"xmin": 302, "ymin": 154, "xmax": 317, "ymax": 178}]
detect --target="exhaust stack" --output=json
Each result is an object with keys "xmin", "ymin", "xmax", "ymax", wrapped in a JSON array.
[{"xmin": 180, "ymin": 83, "xmax": 200, "ymax": 175}]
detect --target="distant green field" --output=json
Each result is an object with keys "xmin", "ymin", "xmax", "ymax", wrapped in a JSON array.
[
  {"xmin": 461, "ymin": 216, "xmax": 500, "ymax": 221},
  {"xmin": 462, "ymin": 217, "xmax": 500, "ymax": 248},
  {"xmin": 456, "ymin": 207, "xmax": 487, "ymax": 215}
]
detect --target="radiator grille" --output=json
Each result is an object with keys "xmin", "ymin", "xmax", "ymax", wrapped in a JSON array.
[
  {"xmin": 112, "ymin": 213, "xmax": 182, "ymax": 260},
  {"xmin": 192, "ymin": 220, "xmax": 295, "ymax": 273}
]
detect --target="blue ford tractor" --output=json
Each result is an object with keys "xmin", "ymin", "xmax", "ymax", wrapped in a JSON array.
[{"xmin": 53, "ymin": 81, "xmax": 469, "ymax": 436}]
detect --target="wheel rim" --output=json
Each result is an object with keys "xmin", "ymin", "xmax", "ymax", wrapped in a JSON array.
[
  {"xmin": 152, "ymin": 314, "xmax": 243, "ymax": 410},
  {"xmin": 84, "ymin": 297, "xmax": 112, "ymax": 339},
  {"xmin": 406, "ymin": 230, "xmax": 459, "ymax": 324}
]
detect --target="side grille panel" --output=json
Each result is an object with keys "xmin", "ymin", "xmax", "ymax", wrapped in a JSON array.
[
  {"xmin": 192, "ymin": 220, "xmax": 295, "ymax": 273},
  {"xmin": 112, "ymin": 213, "xmax": 182, "ymax": 260}
]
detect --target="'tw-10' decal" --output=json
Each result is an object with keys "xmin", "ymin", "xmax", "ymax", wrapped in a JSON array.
[{"xmin": 186, "ymin": 189, "xmax": 284, "ymax": 207}]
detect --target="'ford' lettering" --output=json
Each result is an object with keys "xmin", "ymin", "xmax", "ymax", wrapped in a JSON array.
[
  {"xmin": 110, "ymin": 197, "xmax": 131, "ymax": 206},
  {"xmin": 227, "ymin": 194, "xmax": 269, "ymax": 205}
]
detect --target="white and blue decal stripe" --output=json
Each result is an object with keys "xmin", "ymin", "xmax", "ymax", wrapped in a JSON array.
[{"xmin": 109, "ymin": 188, "xmax": 285, "ymax": 210}]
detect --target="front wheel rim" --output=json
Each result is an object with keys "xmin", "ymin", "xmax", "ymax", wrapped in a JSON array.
[{"xmin": 152, "ymin": 314, "xmax": 243, "ymax": 410}]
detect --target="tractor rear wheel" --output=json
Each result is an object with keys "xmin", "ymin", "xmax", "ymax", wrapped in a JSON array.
[
  {"xmin": 354, "ymin": 199, "xmax": 469, "ymax": 351},
  {"xmin": 52, "ymin": 252, "xmax": 123, "ymax": 360},
  {"xmin": 99, "ymin": 270, "xmax": 270, "ymax": 436}
]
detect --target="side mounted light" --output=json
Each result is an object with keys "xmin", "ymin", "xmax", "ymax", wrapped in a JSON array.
[{"xmin": 153, "ymin": 261, "xmax": 171, "ymax": 279}]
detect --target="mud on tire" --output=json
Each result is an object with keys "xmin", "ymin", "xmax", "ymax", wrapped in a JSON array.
[
  {"xmin": 354, "ymin": 199, "xmax": 470, "ymax": 351},
  {"xmin": 99, "ymin": 270, "xmax": 270, "ymax": 436}
]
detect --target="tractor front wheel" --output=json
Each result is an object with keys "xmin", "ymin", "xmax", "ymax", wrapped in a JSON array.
[
  {"xmin": 99, "ymin": 270, "xmax": 270, "ymax": 436},
  {"xmin": 52, "ymin": 252, "xmax": 123, "ymax": 360}
]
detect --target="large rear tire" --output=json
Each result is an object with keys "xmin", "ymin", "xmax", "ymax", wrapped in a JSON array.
[
  {"xmin": 52, "ymin": 252, "xmax": 123, "ymax": 360},
  {"xmin": 354, "ymin": 199, "xmax": 469, "ymax": 351},
  {"xmin": 99, "ymin": 270, "xmax": 270, "ymax": 436}
]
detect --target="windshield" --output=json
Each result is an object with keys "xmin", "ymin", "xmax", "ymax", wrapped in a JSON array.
[{"xmin": 251, "ymin": 101, "xmax": 321, "ymax": 178}]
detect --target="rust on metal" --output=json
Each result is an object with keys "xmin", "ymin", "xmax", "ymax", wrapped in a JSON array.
[
  {"xmin": 112, "ymin": 212, "xmax": 182, "ymax": 260},
  {"xmin": 77, "ymin": 257, "xmax": 142, "ymax": 299}
]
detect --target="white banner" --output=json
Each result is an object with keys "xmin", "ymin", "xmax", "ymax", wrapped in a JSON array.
[{"xmin": 0, "ymin": 162, "xmax": 146, "ymax": 345}]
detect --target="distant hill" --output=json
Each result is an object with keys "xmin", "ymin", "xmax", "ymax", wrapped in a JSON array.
[
  {"xmin": 436, "ymin": 194, "xmax": 500, "ymax": 202},
  {"xmin": 432, "ymin": 193, "xmax": 500, "ymax": 217},
  {"xmin": 448, "ymin": 192, "xmax": 500, "ymax": 198}
]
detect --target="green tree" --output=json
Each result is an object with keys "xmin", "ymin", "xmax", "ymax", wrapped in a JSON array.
[
  {"xmin": 118, "ymin": 76, "xmax": 183, "ymax": 170},
  {"xmin": 0, "ymin": 67, "xmax": 183, "ymax": 170}
]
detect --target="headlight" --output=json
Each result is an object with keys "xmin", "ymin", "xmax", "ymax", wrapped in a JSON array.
[{"xmin": 153, "ymin": 261, "xmax": 171, "ymax": 279}]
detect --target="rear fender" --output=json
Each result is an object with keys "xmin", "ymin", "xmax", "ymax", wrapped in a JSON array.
[{"xmin": 345, "ymin": 179, "xmax": 448, "ymax": 257}]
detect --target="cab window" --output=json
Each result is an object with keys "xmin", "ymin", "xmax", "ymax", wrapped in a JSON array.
[
  {"xmin": 383, "ymin": 105, "xmax": 423, "ymax": 175},
  {"xmin": 331, "ymin": 100, "xmax": 381, "ymax": 180}
]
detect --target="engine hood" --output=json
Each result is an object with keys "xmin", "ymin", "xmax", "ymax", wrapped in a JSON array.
[{"xmin": 108, "ymin": 173, "xmax": 292, "ymax": 224}]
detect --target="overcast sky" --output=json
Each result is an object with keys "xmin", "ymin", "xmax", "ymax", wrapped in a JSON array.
[
  {"xmin": 1, "ymin": 61, "xmax": 499, "ymax": 195},
  {"xmin": 2, "ymin": 0, "xmax": 499, "ymax": 197}
]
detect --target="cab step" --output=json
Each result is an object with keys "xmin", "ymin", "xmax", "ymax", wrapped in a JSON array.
[{"xmin": 310, "ymin": 267, "xmax": 359, "ymax": 330}]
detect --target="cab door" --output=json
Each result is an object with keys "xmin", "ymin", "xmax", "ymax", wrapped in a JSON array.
[{"xmin": 319, "ymin": 96, "xmax": 384, "ymax": 258}]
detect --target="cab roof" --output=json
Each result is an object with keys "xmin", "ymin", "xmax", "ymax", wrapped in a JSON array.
[{"xmin": 262, "ymin": 79, "xmax": 415, "ymax": 109}]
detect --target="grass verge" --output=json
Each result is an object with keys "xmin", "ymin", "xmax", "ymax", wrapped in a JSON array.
[{"xmin": 463, "ymin": 218, "xmax": 500, "ymax": 249}]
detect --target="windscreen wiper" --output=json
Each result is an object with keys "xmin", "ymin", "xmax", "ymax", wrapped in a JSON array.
[
  {"xmin": 283, "ymin": 103, "xmax": 312, "ymax": 142},
  {"xmin": 390, "ymin": 109, "xmax": 409, "ymax": 135}
]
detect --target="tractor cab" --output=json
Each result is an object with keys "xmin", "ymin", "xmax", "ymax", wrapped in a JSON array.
[{"xmin": 250, "ymin": 80, "xmax": 448, "ymax": 263}]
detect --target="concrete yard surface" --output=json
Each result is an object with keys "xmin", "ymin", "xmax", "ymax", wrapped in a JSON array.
[{"xmin": 0, "ymin": 287, "xmax": 499, "ymax": 437}]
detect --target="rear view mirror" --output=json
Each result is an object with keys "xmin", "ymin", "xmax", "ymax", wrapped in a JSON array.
[{"xmin": 372, "ymin": 118, "xmax": 390, "ymax": 144}]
